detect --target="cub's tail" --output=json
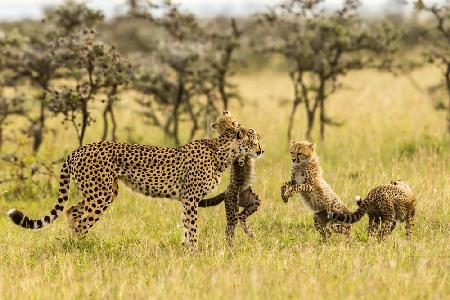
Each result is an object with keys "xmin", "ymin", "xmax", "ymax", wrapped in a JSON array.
[
  {"xmin": 331, "ymin": 195, "xmax": 369, "ymax": 224},
  {"xmin": 7, "ymin": 157, "xmax": 71, "ymax": 229},
  {"xmin": 198, "ymin": 192, "xmax": 226, "ymax": 207}
]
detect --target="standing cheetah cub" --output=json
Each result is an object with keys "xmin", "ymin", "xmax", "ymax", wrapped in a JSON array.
[
  {"xmin": 280, "ymin": 141, "xmax": 351, "ymax": 241},
  {"xmin": 331, "ymin": 180, "xmax": 416, "ymax": 240}
]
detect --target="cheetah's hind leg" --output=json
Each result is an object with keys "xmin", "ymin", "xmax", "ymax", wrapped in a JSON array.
[
  {"xmin": 71, "ymin": 178, "xmax": 119, "ymax": 239},
  {"xmin": 331, "ymin": 222, "xmax": 352, "ymax": 242},
  {"xmin": 65, "ymin": 200, "xmax": 85, "ymax": 235},
  {"xmin": 314, "ymin": 211, "xmax": 332, "ymax": 242}
]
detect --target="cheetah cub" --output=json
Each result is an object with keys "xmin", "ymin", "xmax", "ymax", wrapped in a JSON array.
[
  {"xmin": 199, "ymin": 113, "xmax": 262, "ymax": 242},
  {"xmin": 280, "ymin": 141, "xmax": 351, "ymax": 241},
  {"xmin": 331, "ymin": 180, "xmax": 416, "ymax": 240}
]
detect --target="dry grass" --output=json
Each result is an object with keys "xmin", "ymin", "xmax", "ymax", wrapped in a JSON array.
[{"xmin": 0, "ymin": 67, "xmax": 449, "ymax": 299}]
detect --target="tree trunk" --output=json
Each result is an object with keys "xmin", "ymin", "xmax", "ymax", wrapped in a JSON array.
[
  {"xmin": 79, "ymin": 100, "xmax": 89, "ymax": 147},
  {"xmin": 170, "ymin": 77, "xmax": 184, "ymax": 146},
  {"xmin": 219, "ymin": 77, "xmax": 229, "ymax": 110},
  {"xmin": 319, "ymin": 97, "xmax": 325, "ymax": 141},
  {"xmin": 102, "ymin": 86, "xmax": 118, "ymax": 141},
  {"xmin": 306, "ymin": 111, "xmax": 315, "ymax": 141},
  {"xmin": 32, "ymin": 93, "xmax": 46, "ymax": 152},
  {"xmin": 287, "ymin": 100, "xmax": 300, "ymax": 140},
  {"xmin": 102, "ymin": 102, "xmax": 109, "ymax": 141},
  {"xmin": 445, "ymin": 63, "xmax": 450, "ymax": 134},
  {"xmin": 0, "ymin": 124, "xmax": 3, "ymax": 151},
  {"xmin": 110, "ymin": 105, "xmax": 117, "ymax": 142}
]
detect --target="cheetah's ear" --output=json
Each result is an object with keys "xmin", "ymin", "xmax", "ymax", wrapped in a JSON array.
[
  {"xmin": 222, "ymin": 110, "xmax": 230, "ymax": 116},
  {"xmin": 308, "ymin": 143, "xmax": 316, "ymax": 151},
  {"xmin": 290, "ymin": 139, "xmax": 296, "ymax": 147},
  {"xmin": 210, "ymin": 123, "xmax": 217, "ymax": 130}
]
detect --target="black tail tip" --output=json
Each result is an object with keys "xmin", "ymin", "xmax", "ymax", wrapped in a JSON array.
[{"xmin": 7, "ymin": 209, "xmax": 24, "ymax": 225}]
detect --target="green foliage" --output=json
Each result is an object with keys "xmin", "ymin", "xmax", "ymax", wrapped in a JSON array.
[
  {"xmin": 133, "ymin": 1, "xmax": 242, "ymax": 145},
  {"xmin": 49, "ymin": 29, "xmax": 132, "ymax": 146},
  {"xmin": 43, "ymin": 0, "xmax": 104, "ymax": 34},
  {"xmin": 415, "ymin": 0, "xmax": 450, "ymax": 133},
  {"xmin": 258, "ymin": 0, "xmax": 399, "ymax": 140}
]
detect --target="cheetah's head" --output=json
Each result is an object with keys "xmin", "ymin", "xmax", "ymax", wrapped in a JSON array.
[{"xmin": 290, "ymin": 140, "xmax": 316, "ymax": 165}]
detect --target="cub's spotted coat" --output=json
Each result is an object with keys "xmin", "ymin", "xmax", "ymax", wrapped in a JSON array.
[
  {"xmin": 199, "ymin": 155, "xmax": 261, "ymax": 243},
  {"xmin": 280, "ymin": 141, "xmax": 351, "ymax": 241},
  {"xmin": 331, "ymin": 180, "xmax": 416, "ymax": 240}
]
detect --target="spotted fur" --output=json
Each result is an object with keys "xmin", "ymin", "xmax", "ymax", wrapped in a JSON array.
[
  {"xmin": 199, "ymin": 155, "xmax": 261, "ymax": 243},
  {"xmin": 280, "ymin": 140, "xmax": 351, "ymax": 241},
  {"xmin": 331, "ymin": 180, "xmax": 416, "ymax": 240},
  {"xmin": 7, "ymin": 111, "xmax": 263, "ymax": 249}
]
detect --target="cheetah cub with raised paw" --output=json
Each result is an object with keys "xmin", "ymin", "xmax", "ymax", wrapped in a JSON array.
[
  {"xmin": 280, "ymin": 141, "xmax": 351, "ymax": 241},
  {"xmin": 331, "ymin": 180, "xmax": 416, "ymax": 241}
]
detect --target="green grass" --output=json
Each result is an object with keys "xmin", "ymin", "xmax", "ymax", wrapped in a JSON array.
[{"xmin": 0, "ymin": 67, "xmax": 449, "ymax": 299}]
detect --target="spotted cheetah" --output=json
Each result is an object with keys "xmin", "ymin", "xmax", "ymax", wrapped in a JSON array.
[
  {"xmin": 331, "ymin": 180, "xmax": 416, "ymax": 240},
  {"xmin": 7, "ymin": 111, "xmax": 263, "ymax": 249},
  {"xmin": 280, "ymin": 141, "xmax": 351, "ymax": 241},
  {"xmin": 199, "ymin": 154, "xmax": 261, "ymax": 243}
]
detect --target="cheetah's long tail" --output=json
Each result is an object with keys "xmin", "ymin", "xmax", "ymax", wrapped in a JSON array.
[
  {"xmin": 331, "ymin": 195, "xmax": 369, "ymax": 224},
  {"xmin": 198, "ymin": 192, "xmax": 226, "ymax": 207},
  {"xmin": 7, "ymin": 156, "xmax": 71, "ymax": 229}
]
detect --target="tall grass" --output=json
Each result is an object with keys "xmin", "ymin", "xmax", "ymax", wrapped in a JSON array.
[{"xmin": 0, "ymin": 67, "xmax": 449, "ymax": 299}]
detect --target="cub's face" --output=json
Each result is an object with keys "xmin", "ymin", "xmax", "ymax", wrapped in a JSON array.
[
  {"xmin": 210, "ymin": 111, "xmax": 239, "ymax": 134},
  {"xmin": 237, "ymin": 128, "xmax": 264, "ymax": 159},
  {"xmin": 290, "ymin": 140, "xmax": 315, "ymax": 164}
]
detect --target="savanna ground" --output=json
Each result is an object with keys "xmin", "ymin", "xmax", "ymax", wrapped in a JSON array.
[{"xmin": 0, "ymin": 67, "xmax": 449, "ymax": 299}]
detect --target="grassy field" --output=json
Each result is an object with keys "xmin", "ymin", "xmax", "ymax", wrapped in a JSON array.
[{"xmin": 0, "ymin": 67, "xmax": 449, "ymax": 299}]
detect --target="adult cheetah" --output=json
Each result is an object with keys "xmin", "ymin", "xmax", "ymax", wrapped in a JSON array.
[
  {"xmin": 7, "ymin": 111, "xmax": 263, "ymax": 249},
  {"xmin": 330, "ymin": 180, "xmax": 416, "ymax": 240}
]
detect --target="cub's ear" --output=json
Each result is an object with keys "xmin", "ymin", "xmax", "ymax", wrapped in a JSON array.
[
  {"xmin": 210, "ymin": 123, "xmax": 218, "ymax": 130},
  {"xmin": 222, "ymin": 110, "xmax": 230, "ymax": 116},
  {"xmin": 290, "ymin": 139, "xmax": 296, "ymax": 147},
  {"xmin": 308, "ymin": 143, "xmax": 316, "ymax": 151}
]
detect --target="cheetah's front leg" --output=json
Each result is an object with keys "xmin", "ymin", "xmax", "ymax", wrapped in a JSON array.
[
  {"xmin": 281, "ymin": 182, "xmax": 312, "ymax": 202},
  {"xmin": 181, "ymin": 197, "xmax": 199, "ymax": 250}
]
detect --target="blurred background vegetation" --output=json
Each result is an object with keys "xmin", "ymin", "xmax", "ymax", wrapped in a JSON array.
[{"xmin": 0, "ymin": 0, "xmax": 448, "ymax": 196}]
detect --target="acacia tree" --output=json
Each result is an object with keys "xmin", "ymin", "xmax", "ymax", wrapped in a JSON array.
[
  {"xmin": 206, "ymin": 18, "xmax": 242, "ymax": 110},
  {"xmin": 259, "ymin": 0, "xmax": 398, "ymax": 140},
  {"xmin": 49, "ymin": 30, "xmax": 131, "ymax": 146},
  {"xmin": 415, "ymin": 0, "xmax": 450, "ymax": 134},
  {"xmin": 0, "ymin": 1, "xmax": 104, "ymax": 151},
  {"xmin": 0, "ymin": 28, "xmax": 59, "ymax": 152},
  {"xmin": 132, "ymin": 1, "xmax": 241, "ymax": 145}
]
